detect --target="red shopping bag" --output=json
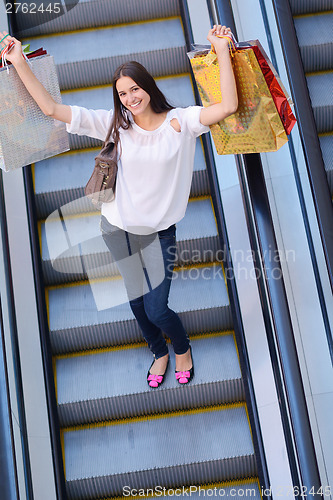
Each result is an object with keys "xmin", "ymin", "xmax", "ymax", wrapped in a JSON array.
[
  {"xmin": 222, "ymin": 37, "xmax": 296, "ymax": 135},
  {"xmin": 249, "ymin": 41, "xmax": 296, "ymax": 135}
]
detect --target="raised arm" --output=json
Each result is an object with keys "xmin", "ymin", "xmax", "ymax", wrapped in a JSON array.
[
  {"xmin": 199, "ymin": 25, "xmax": 238, "ymax": 126},
  {"xmin": 0, "ymin": 32, "xmax": 71, "ymax": 123}
]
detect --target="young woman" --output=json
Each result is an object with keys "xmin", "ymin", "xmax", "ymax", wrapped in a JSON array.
[{"xmin": 1, "ymin": 25, "xmax": 238, "ymax": 388}]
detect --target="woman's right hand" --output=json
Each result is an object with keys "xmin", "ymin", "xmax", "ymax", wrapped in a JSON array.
[
  {"xmin": 0, "ymin": 30, "xmax": 71, "ymax": 122},
  {"xmin": 0, "ymin": 32, "xmax": 24, "ymax": 66}
]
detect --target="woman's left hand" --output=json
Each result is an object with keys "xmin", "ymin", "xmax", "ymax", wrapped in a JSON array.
[{"xmin": 207, "ymin": 25, "xmax": 232, "ymax": 52}]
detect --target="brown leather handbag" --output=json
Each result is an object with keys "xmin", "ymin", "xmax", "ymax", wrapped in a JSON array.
[{"xmin": 84, "ymin": 141, "xmax": 117, "ymax": 208}]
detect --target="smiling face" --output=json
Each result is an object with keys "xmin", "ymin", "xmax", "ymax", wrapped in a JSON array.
[{"xmin": 116, "ymin": 76, "xmax": 151, "ymax": 116}]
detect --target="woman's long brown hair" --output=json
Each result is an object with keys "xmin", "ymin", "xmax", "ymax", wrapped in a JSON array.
[{"xmin": 103, "ymin": 61, "xmax": 174, "ymax": 156}]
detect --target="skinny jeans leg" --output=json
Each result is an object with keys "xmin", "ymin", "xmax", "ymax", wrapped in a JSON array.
[{"xmin": 100, "ymin": 216, "xmax": 190, "ymax": 358}]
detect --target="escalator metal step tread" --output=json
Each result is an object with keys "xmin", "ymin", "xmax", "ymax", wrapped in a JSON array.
[
  {"xmin": 22, "ymin": 18, "xmax": 189, "ymax": 89},
  {"xmin": 320, "ymin": 134, "xmax": 333, "ymax": 193},
  {"xmin": 48, "ymin": 265, "xmax": 232, "ymax": 354},
  {"xmin": 34, "ymin": 151, "xmax": 208, "ymax": 220},
  {"xmin": 23, "ymin": 18, "xmax": 184, "ymax": 64},
  {"xmin": 64, "ymin": 405, "xmax": 256, "ymax": 498},
  {"xmin": 294, "ymin": 13, "xmax": 333, "ymax": 72},
  {"xmin": 306, "ymin": 72, "xmax": 333, "ymax": 134},
  {"xmin": 41, "ymin": 198, "xmax": 218, "ymax": 284},
  {"xmin": 290, "ymin": 0, "xmax": 333, "ymax": 14},
  {"xmin": 42, "ymin": 198, "xmax": 217, "ymax": 260},
  {"xmin": 36, "ymin": 134, "xmax": 205, "ymax": 197},
  {"xmin": 35, "ymin": 138, "xmax": 204, "ymax": 196},
  {"xmin": 15, "ymin": 0, "xmax": 180, "ymax": 37},
  {"xmin": 56, "ymin": 334, "xmax": 244, "ymax": 426}
]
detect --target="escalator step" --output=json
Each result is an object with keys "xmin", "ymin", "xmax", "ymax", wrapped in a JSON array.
[
  {"xmin": 41, "ymin": 198, "xmax": 218, "ymax": 285},
  {"xmin": 48, "ymin": 265, "xmax": 232, "ymax": 354},
  {"xmin": 34, "ymin": 139, "xmax": 208, "ymax": 219},
  {"xmin": 290, "ymin": 0, "xmax": 333, "ymax": 15},
  {"xmin": 64, "ymin": 405, "xmax": 256, "ymax": 498},
  {"xmin": 15, "ymin": 0, "xmax": 180, "ymax": 37},
  {"xmin": 306, "ymin": 72, "xmax": 333, "ymax": 134},
  {"xmin": 294, "ymin": 13, "xmax": 333, "ymax": 72},
  {"xmin": 56, "ymin": 334, "xmax": 244, "ymax": 426},
  {"xmin": 22, "ymin": 18, "xmax": 189, "ymax": 89}
]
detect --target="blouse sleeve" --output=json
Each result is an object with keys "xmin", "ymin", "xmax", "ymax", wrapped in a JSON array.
[
  {"xmin": 66, "ymin": 105, "xmax": 113, "ymax": 142},
  {"xmin": 177, "ymin": 106, "xmax": 210, "ymax": 138}
]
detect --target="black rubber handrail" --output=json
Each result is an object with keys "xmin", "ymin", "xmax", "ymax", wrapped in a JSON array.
[
  {"xmin": 0, "ymin": 170, "xmax": 33, "ymax": 500},
  {"xmin": 7, "ymin": 11, "xmax": 68, "ymax": 500},
  {"xmin": 180, "ymin": 0, "xmax": 271, "ymax": 493},
  {"xmin": 0, "ymin": 294, "xmax": 19, "ymax": 500},
  {"xmin": 272, "ymin": 0, "xmax": 333, "ymax": 293}
]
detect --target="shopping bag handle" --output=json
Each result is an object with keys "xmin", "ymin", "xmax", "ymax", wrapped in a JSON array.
[
  {"xmin": 211, "ymin": 33, "xmax": 237, "ymax": 56},
  {"xmin": 1, "ymin": 43, "xmax": 31, "ymax": 74},
  {"xmin": 0, "ymin": 34, "xmax": 10, "ymax": 46}
]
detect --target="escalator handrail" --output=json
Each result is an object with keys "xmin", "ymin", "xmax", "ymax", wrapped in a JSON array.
[{"xmin": 0, "ymin": 182, "xmax": 19, "ymax": 500}]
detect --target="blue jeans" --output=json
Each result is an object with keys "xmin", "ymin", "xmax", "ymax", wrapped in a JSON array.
[{"xmin": 100, "ymin": 216, "xmax": 190, "ymax": 358}]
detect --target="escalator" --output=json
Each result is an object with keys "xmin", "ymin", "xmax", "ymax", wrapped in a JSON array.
[
  {"xmin": 290, "ymin": 0, "xmax": 333, "ymax": 195},
  {"xmin": 13, "ymin": 0, "xmax": 262, "ymax": 498}
]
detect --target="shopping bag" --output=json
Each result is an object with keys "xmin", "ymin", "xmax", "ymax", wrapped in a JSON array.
[
  {"xmin": 0, "ymin": 53, "xmax": 69, "ymax": 172},
  {"xmin": 188, "ymin": 39, "xmax": 290, "ymax": 155},
  {"xmin": 249, "ymin": 40, "xmax": 296, "ymax": 135}
]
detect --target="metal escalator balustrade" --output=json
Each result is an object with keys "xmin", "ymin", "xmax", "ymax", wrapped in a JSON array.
[
  {"xmin": 271, "ymin": 0, "xmax": 333, "ymax": 291},
  {"xmin": 16, "ymin": 0, "xmax": 262, "ymax": 497},
  {"xmin": 286, "ymin": 0, "xmax": 333, "ymax": 362}
]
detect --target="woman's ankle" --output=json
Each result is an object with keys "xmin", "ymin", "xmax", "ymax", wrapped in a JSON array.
[
  {"xmin": 150, "ymin": 353, "xmax": 169, "ymax": 374},
  {"xmin": 175, "ymin": 347, "xmax": 192, "ymax": 371}
]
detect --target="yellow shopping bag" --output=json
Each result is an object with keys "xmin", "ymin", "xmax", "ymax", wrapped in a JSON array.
[{"xmin": 188, "ymin": 42, "xmax": 288, "ymax": 155}]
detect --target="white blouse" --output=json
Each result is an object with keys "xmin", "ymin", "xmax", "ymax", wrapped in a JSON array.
[{"xmin": 66, "ymin": 105, "xmax": 209, "ymax": 235}]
